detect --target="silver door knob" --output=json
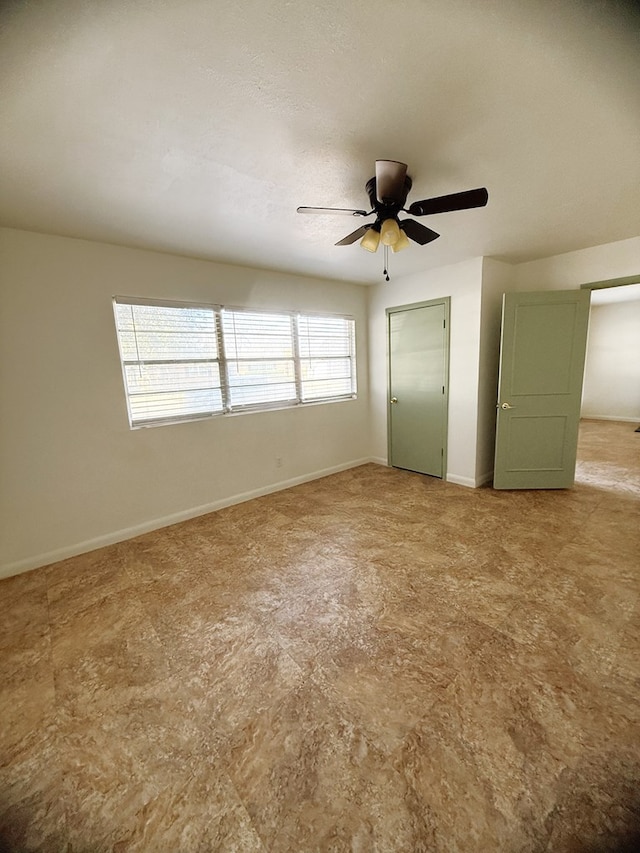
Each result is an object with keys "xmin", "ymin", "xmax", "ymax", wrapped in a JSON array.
[
  {"xmin": 500, "ymin": 402, "xmax": 514, "ymax": 409},
  {"xmin": 390, "ymin": 397, "xmax": 398, "ymax": 404}
]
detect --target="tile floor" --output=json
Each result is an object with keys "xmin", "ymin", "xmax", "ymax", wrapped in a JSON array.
[{"xmin": 1, "ymin": 419, "xmax": 639, "ymax": 852}]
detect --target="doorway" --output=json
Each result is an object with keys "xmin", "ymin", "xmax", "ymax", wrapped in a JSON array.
[
  {"xmin": 580, "ymin": 280, "xmax": 640, "ymax": 423},
  {"xmin": 387, "ymin": 298, "xmax": 450, "ymax": 477}
]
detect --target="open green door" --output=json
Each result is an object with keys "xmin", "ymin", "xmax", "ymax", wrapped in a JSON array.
[{"xmin": 493, "ymin": 289, "xmax": 590, "ymax": 489}]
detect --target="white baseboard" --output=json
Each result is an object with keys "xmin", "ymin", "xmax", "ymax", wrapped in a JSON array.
[
  {"xmin": 376, "ymin": 464, "xmax": 481, "ymax": 488},
  {"xmin": 0, "ymin": 457, "xmax": 375, "ymax": 580},
  {"xmin": 369, "ymin": 456, "xmax": 389, "ymax": 466},
  {"xmin": 445, "ymin": 473, "xmax": 477, "ymax": 488},
  {"xmin": 581, "ymin": 415, "xmax": 640, "ymax": 423}
]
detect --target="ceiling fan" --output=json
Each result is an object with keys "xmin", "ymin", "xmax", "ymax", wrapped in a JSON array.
[{"xmin": 297, "ymin": 160, "xmax": 488, "ymax": 261}]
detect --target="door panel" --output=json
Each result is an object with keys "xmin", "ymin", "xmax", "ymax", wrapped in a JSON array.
[
  {"xmin": 388, "ymin": 301, "xmax": 448, "ymax": 477},
  {"xmin": 511, "ymin": 303, "xmax": 580, "ymax": 394},
  {"xmin": 493, "ymin": 290, "xmax": 590, "ymax": 489}
]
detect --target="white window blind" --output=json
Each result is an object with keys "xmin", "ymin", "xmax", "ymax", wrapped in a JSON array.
[
  {"xmin": 297, "ymin": 315, "xmax": 356, "ymax": 402},
  {"xmin": 114, "ymin": 300, "xmax": 222, "ymax": 426},
  {"xmin": 222, "ymin": 309, "xmax": 297, "ymax": 409},
  {"xmin": 113, "ymin": 298, "xmax": 356, "ymax": 427}
]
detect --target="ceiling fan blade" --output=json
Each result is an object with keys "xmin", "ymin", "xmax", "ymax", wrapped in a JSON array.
[
  {"xmin": 375, "ymin": 160, "xmax": 408, "ymax": 205},
  {"xmin": 400, "ymin": 219, "xmax": 440, "ymax": 245},
  {"xmin": 335, "ymin": 224, "xmax": 370, "ymax": 246},
  {"xmin": 297, "ymin": 206, "xmax": 369, "ymax": 216},
  {"xmin": 408, "ymin": 187, "xmax": 489, "ymax": 217}
]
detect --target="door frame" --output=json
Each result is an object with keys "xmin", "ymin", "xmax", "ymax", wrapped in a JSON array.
[{"xmin": 386, "ymin": 297, "xmax": 451, "ymax": 478}]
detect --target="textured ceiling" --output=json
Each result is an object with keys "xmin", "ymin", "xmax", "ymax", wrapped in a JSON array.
[{"xmin": 1, "ymin": 0, "xmax": 639, "ymax": 284}]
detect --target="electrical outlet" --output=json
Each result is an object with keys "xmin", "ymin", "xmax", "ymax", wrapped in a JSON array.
[{"xmin": 275, "ymin": 456, "xmax": 283, "ymax": 468}]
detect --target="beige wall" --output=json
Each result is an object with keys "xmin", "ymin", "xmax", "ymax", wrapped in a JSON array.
[
  {"xmin": 582, "ymin": 300, "xmax": 640, "ymax": 421},
  {"xmin": 0, "ymin": 228, "xmax": 370, "ymax": 576},
  {"xmin": 515, "ymin": 236, "xmax": 640, "ymax": 291},
  {"xmin": 367, "ymin": 257, "xmax": 484, "ymax": 487},
  {"xmin": 2, "ymin": 228, "xmax": 638, "ymax": 577}
]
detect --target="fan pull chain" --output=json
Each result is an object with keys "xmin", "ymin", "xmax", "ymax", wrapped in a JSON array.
[{"xmin": 383, "ymin": 245, "xmax": 390, "ymax": 282}]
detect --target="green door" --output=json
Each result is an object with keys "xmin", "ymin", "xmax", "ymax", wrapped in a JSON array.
[
  {"xmin": 493, "ymin": 289, "xmax": 590, "ymax": 489},
  {"xmin": 388, "ymin": 300, "xmax": 449, "ymax": 477}
]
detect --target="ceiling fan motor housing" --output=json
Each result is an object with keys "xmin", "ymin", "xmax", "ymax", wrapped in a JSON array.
[{"xmin": 366, "ymin": 176, "xmax": 413, "ymax": 222}]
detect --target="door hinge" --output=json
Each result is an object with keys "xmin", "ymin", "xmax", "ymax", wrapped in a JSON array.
[{"xmin": 442, "ymin": 385, "xmax": 445, "ymax": 394}]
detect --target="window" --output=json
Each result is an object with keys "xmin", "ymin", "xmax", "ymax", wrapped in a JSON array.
[
  {"xmin": 113, "ymin": 298, "xmax": 357, "ymax": 427},
  {"xmin": 298, "ymin": 314, "xmax": 357, "ymax": 402},
  {"xmin": 114, "ymin": 300, "xmax": 222, "ymax": 425},
  {"xmin": 222, "ymin": 309, "xmax": 297, "ymax": 409}
]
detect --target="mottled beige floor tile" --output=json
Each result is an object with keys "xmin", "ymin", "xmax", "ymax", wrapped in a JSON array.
[
  {"xmin": 392, "ymin": 643, "xmax": 583, "ymax": 851},
  {"xmin": 395, "ymin": 713, "xmax": 518, "ymax": 853},
  {"xmin": 576, "ymin": 509, "xmax": 640, "ymax": 560},
  {"xmin": 58, "ymin": 679, "xmax": 213, "ymax": 852},
  {"xmin": 49, "ymin": 588, "xmax": 169, "ymax": 715},
  {"xmin": 105, "ymin": 766, "xmax": 266, "ymax": 852},
  {"xmin": 424, "ymin": 569, "xmax": 531, "ymax": 630},
  {"xmin": 576, "ymin": 464, "xmax": 640, "ymax": 498},
  {"xmin": 1, "ymin": 419, "xmax": 638, "ymax": 851},
  {"xmin": 221, "ymin": 680, "xmax": 428, "ymax": 852},
  {"xmin": 0, "ymin": 570, "xmax": 49, "ymax": 654},
  {"xmin": 305, "ymin": 618, "xmax": 496, "ymax": 757},
  {"xmin": 419, "ymin": 627, "xmax": 640, "ymax": 852},
  {"xmin": 0, "ymin": 719, "xmax": 66, "ymax": 853},
  {"xmin": 544, "ymin": 748, "xmax": 640, "ymax": 853},
  {"xmin": 0, "ymin": 649, "xmax": 55, "ymax": 764},
  {"xmin": 460, "ymin": 632, "xmax": 602, "ymax": 766},
  {"xmin": 268, "ymin": 556, "xmax": 387, "ymax": 660},
  {"xmin": 0, "ymin": 574, "xmax": 55, "ymax": 766},
  {"xmin": 558, "ymin": 540, "xmax": 638, "ymax": 592},
  {"xmin": 123, "ymin": 524, "xmax": 256, "ymax": 592},
  {"xmin": 46, "ymin": 543, "xmax": 132, "ymax": 615},
  {"xmin": 498, "ymin": 571, "xmax": 639, "ymax": 691},
  {"xmin": 153, "ymin": 611, "xmax": 308, "ymax": 747}
]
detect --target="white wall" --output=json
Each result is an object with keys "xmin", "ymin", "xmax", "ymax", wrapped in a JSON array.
[
  {"xmin": 367, "ymin": 257, "xmax": 484, "ymax": 487},
  {"xmin": 582, "ymin": 300, "xmax": 640, "ymax": 421},
  {"xmin": 516, "ymin": 236, "xmax": 640, "ymax": 291},
  {"xmin": 3, "ymin": 229, "xmax": 638, "ymax": 578},
  {"xmin": 0, "ymin": 228, "xmax": 370, "ymax": 577}
]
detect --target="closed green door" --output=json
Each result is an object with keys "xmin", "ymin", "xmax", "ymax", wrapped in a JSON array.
[
  {"xmin": 493, "ymin": 289, "xmax": 590, "ymax": 489},
  {"xmin": 388, "ymin": 300, "xmax": 449, "ymax": 477}
]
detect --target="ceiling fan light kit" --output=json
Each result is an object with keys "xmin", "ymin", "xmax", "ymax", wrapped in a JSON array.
[
  {"xmin": 360, "ymin": 226, "xmax": 381, "ymax": 253},
  {"xmin": 391, "ymin": 228, "xmax": 411, "ymax": 253},
  {"xmin": 297, "ymin": 160, "xmax": 489, "ymax": 280},
  {"xmin": 380, "ymin": 217, "xmax": 401, "ymax": 247}
]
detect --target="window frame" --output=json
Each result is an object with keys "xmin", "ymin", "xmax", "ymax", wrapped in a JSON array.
[
  {"xmin": 113, "ymin": 296, "xmax": 357, "ymax": 428},
  {"xmin": 219, "ymin": 305, "xmax": 299, "ymax": 414}
]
